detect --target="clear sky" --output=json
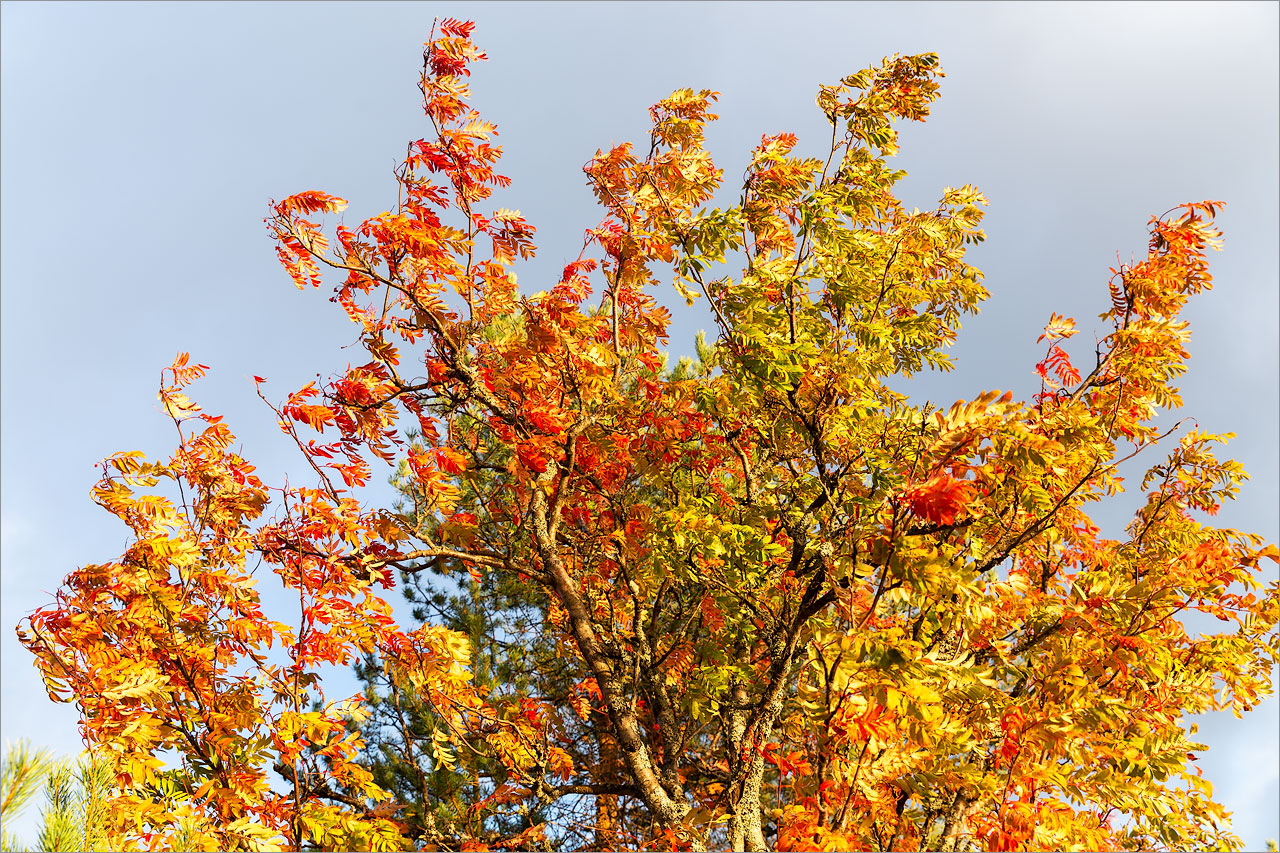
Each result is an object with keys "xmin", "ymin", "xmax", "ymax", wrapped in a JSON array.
[{"xmin": 2, "ymin": 1, "xmax": 1276, "ymax": 847}]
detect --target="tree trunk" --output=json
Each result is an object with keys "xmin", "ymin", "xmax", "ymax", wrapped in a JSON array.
[
  {"xmin": 938, "ymin": 792, "xmax": 980, "ymax": 853},
  {"xmin": 529, "ymin": 489, "xmax": 702, "ymax": 848},
  {"xmin": 724, "ymin": 641, "xmax": 783, "ymax": 852}
]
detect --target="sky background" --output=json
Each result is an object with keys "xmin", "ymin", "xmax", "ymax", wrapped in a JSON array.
[{"xmin": 2, "ymin": 1, "xmax": 1276, "ymax": 847}]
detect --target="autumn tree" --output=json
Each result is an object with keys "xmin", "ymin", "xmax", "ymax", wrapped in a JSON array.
[{"xmin": 18, "ymin": 18, "xmax": 1277, "ymax": 853}]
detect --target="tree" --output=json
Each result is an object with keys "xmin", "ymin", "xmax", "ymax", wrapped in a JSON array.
[
  {"xmin": 351, "ymin": 493, "xmax": 569, "ymax": 847},
  {"xmin": 17, "ymin": 18, "xmax": 1277, "ymax": 852},
  {"xmin": 0, "ymin": 741, "xmax": 110, "ymax": 853},
  {"xmin": 35, "ymin": 753, "xmax": 112, "ymax": 853},
  {"xmin": 2, "ymin": 740, "xmax": 54, "ymax": 852}
]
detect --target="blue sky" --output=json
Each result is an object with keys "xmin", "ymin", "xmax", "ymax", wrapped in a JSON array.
[{"xmin": 2, "ymin": 1, "xmax": 1276, "ymax": 846}]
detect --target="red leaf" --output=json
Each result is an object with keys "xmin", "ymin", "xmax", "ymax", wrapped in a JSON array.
[
  {"xmin": 436, "ymin": 447, "xmax": 468, "ymax": 474},
  {"xmin": 904, "ymin": 473, "xmax": 975, "ymax": 525}
]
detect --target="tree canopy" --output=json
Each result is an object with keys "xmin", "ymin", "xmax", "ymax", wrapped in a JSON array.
[{"xmin": 16, "ymin": 18, "xmax": 1277, "ymax": 853}]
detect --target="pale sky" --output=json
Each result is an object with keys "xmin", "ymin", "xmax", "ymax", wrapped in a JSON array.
[{"xmin": 2, "ymin": 1, "xmax": 1276, "ymax": 847}]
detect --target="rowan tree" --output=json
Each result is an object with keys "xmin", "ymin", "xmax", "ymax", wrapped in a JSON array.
[{"xmin": 17, "ymin": 18, "xmax": 1277, "ymax": 853}]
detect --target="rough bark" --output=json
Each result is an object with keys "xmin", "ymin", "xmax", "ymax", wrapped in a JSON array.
[
  {"xmin": 938, "ymin": 792, "xmax": 980, "ymax": 853},
  {"xmin": 529, "ymin": 488, "xmax": 702, "ymax": 848},
  {"xmin": 724, "ymin": 640, "xmax": 794, "ymax": 852}
]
